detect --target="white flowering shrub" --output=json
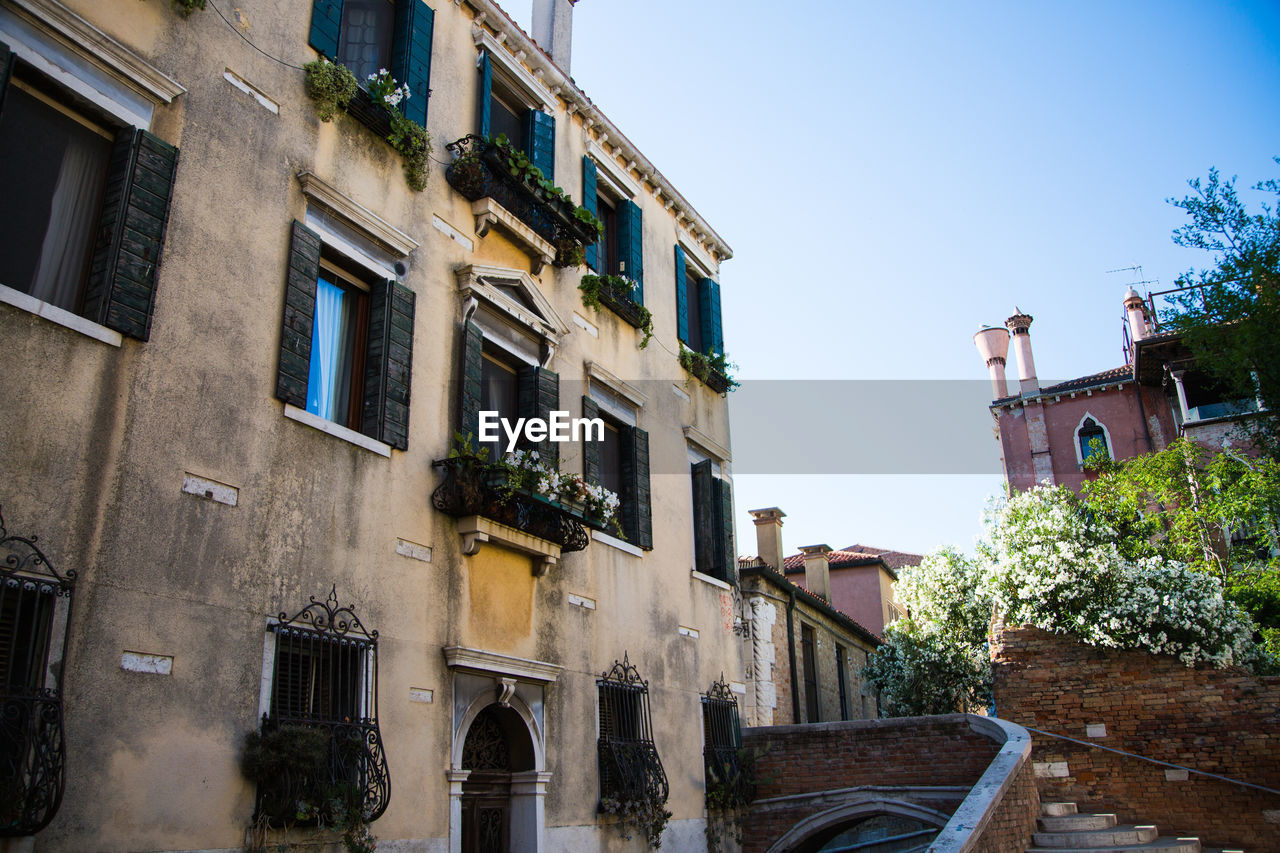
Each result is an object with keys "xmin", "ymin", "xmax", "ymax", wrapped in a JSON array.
[
  {"xmin": 866, "ymin": 483, "xmax": 1271, "ymax": 717},
  {"xmin": 980, "ymin": 483, "xmax": 1261, "ymax": 669},
  {"xmin": 864, "ymin": 549, "xmax": 993, "ymax": 716}
]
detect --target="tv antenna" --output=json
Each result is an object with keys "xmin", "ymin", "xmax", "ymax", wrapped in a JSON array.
[{"xmin": 1105, "ymin": 264, "xmax": 1159, "ymax": 291}]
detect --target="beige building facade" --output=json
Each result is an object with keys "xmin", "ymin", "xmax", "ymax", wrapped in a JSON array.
[{"xmin": 0, "ymin": 0, "xmax": 746, "ymax": 850}]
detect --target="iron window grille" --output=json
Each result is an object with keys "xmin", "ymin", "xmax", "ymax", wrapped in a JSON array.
[
  {"xmin": 257, "ymin": 587, "xmax": 390, "ymax": 825},
  {"xmin": 596, "ymin": 653, "xmax": 668, "ymax": 808},
  {"xmin": 0, "ymin": 508, "xmax": 76, "ymax": 837},
  {"xmin": 701, "ymin": 677, "xmax": 751, "ymax": 807}
]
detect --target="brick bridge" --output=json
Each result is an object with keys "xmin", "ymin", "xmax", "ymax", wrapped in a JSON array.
[{"xmin": 741, "ymin": 714, "xmax": 1039, "ymax": 853}]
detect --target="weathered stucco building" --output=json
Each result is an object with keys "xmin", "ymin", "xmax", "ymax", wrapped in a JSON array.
[
  {"xmin": 0, "ymin": 0, "xmax": 749, "ymax": 849},
  {"xmin": 737, "ymin": 509, "xmax": 881, "ymax": 728}
]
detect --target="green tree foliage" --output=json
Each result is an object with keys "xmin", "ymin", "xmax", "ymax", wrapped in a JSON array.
[
  {"xmin": 1164, "ymin": 159, "xmax": 1280, "ymax": 459},
  {"xmin": 1083, "ymin": 438, "xmax": 1280, "ymax": 578}
]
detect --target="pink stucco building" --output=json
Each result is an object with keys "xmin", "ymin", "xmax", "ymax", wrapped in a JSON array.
[{"xmin": 975, "ymin": 288, "xmax": 1264, "ymax": 494}]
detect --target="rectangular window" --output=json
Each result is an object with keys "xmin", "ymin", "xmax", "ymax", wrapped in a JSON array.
[
  {"xmin": 801, "ymin": 624, "xmax": 819, "ymax": 723},
  {"xmin": 691, "ymin": 457, "xmax": 735, "ymax": 582},
  {"xmin": 582, "ymin": 392, "xmax": 652, "ymax": 549},
  {"xmin": 597, "ymin": 656, "xmax": 667, "ymax": 805},
  {"xmin": 270, "ymin": 626, "xmax": 370, "ymax": 724},
  {"xmin": 258, "ymin": 590, "xmax": 389, "ymax": 826},
  {"xmin": 478, "ymin": 352, "xmax": 519, "ymax": 459},
  {"xmin": 701, "ymin": 681, "xmax": 746, "ymax": 805},
  {"xmin": 276, "ymin": 220, "xmax": 416, "ymax": 451},
  {"xmin": 596, "ymin": 193, "xmax": 618, "ymax": 276},
  {"xmin": 337, "ymin": 0, "xmax": 395, "ymax": 83},
  {"xmin": 0, "ymin": 48, "xmax": 178, "ymax": 340},
  {"xmin": 685, "ymin": 266, "xmax": 704, "ymax": 353},
  {"xmin": 307, "ymin": 262, "xmax": 370, "ymax": 431},
  {"xmin": 489, "ymin": 87, "xmax": 526, "ymax": 151},
  {"xmin": 836, "ymin": 644, "xmax": 849, "ymax": 721},
  {"xmin": 0, "ymin": 79, "xmax": 111, "ymax": 314},
  {"xmin": 309, "ymin": 0, "xmax": 434, "ymax": 127}
]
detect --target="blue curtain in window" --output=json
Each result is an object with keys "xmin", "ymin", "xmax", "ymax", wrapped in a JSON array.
[{"xmin": 308, "ymin": 275, "xmax": 347, "ymax": 421}]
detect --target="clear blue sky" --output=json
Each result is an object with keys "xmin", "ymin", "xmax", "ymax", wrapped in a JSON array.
[{"xmin": 510, "ymin": 0, "xmax": 1280, "ymax": 556}]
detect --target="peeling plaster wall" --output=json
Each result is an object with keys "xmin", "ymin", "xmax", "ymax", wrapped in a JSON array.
[{"xmin": 0, "ymin": 0, "xmax": 743, "ymax": 848}]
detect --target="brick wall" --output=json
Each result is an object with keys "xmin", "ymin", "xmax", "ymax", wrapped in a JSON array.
[
  {"xmin": 741, "ymin": 716, "xmax": 1035, "ymax": 852},
  {"xmin": 971, "ymin": 758, "xmax": 1041, "ymax": 853},
  {"xmin": 992, "ymin": 626, "xmax": 1280, "ymax": 850}
]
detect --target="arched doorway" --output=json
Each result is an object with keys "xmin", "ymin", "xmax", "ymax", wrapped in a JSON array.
[{"xmin": 460, "ymin": 704, "xmax": 535, "ymax": 853}]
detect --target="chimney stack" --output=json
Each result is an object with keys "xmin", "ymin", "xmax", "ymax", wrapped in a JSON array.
[
  {"xmin": 799, "ymin": 544, "xmax": 832, "ymax": 602},
  {"xmin": 531, "ymin": 0, "xmax": 575, "ymax": 72},
  {"xmin": 1006, "ymin": 310, "xmax": 1038, "ymax": 395},
  {"xmin": 748, "ymin": 507, "xmax": 786, "ymax": 571},
  {"xmin": 1123, "ymin": 288, "xmax": 1150, "ymax": 350},
  {"xmin": 973, "ymin": 325, "xmax": 1011, "ymax": 400}
]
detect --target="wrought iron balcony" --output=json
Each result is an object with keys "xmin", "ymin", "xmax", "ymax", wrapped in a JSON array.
[
  {"xmin": 444, "ymin": 135, "xmax": 598, "ymax": 249},
  {"xmin": 252, "ymin": 717, "xmax": 391, "ymax": 827},
  {"xmin": 432, "ymin": 456, "xmax": 613, "ymax": 555},
  {"xmin": 1, "ymin": 509, "xmax": 75, "ymax": 838}
]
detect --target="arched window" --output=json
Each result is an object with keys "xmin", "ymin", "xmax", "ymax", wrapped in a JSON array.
[{"xmin": 1077, "ymin": 417, "xmax": 1109, "ymax": 464}]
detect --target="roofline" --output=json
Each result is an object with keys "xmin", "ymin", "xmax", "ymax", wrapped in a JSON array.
[
  {"xmin": 989, "ymin": 374, "xmax": 1134, "ymax": 408},
  {"xmin": 740, "ymin": 565, "xmax": 882, "ymax": 646},
  {"xmin": 782, "ymin": 558, "xmax": 898, "ymax": 581},
  {"xmin": 466, "ymin": 0, "xmax": 734, "ymax": 263}
]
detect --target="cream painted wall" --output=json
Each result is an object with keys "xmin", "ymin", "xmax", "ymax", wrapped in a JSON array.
[{"xmin": 0, "ymin": 0, "xmax": 739, "ymax": 849}]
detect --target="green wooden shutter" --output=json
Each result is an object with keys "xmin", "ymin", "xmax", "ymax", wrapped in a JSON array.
[
  {"xmin": 617, "ymin": 199, "xmax": 643, "ymax": 302},
  {"xmin": 83, "ymin": 127, "xmax": 178, "ymax": 341},
  {"xmin": 674, "ymin": 244, "xmax": 689, "ymax": 345},
  {"xmin": 713, "ymin": 476, "xmax": 735, "ymax": 582},
  {"xmin": 691, "ymin": 460, "xmax": 714, "ymax": 575},
  {"xmin": 0, "ymin": 41, "xmax": 13, "ymax": 116},
  {"xmin": 525, "ymin": 109, "xmax": 555, "ymax": 181},
  {"xmin": 309, "ymin": 0, "xmax": 345, "ymax": 59},
  {"xmin": 582, "ymin": 157, "xmax": 599, "ymax": 271},
  {"xmin": 581, "ymin": 396, "xmax": 601, "ymax": 485},
  {"xmin": 275, "ymin": 221, "xmax": 323, "ymax": 408},
  {"xmin": 392, "ymin": 0, "xmax": 433, "ymax": 127},
  {"xmin": 622, "ymin": 426, "xmax": 653, "ymax": 550},
  {"xmin": 363, "ymin": 279, "xmax": 415, "ymax": 450},
  {"xmin": 460, "ymin": 321, "xmax": 484, "ymax": 440},
  {"xmin": 517, "ymin": 365, "xmax": 559, "ymax": 464},
  {"xmin": 478, "ymin": 51, "xmax": 492, "ymax": 138},
  {"xmin": 698, "ymin": 277, "xmax": 723, "ymax": 355}
]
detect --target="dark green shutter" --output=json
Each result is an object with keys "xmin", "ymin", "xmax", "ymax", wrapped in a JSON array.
[
  {"xmin": 691, "ymin": 460, "xmax": 714, "ymax": 575},
  {"xmin": 622, "ymin": 426, "xmax": 652, "ymax": 550},
  {"xmin": 617, "ymin": 199, "xmax": 643, "ymax": 302},
  {"xmin": 582, "ymin": 157, "xmax": 599, "ymax": 271},
  {"xmin": 674, "ymin": 244, "xmax": 689, "ymax": 345},
  {"xmin": 460, "ymin": 321, "xmax": 484, "ymax": 441},
  {"xmin": 0, "ymin": 41, "xmax": 13, "ymax": 116},
  {"xmin": 698, "ymin": 277, "xmax": 723, "ymax": 355},
  {"xmin": 83, "ymin": 128, "xmax": 178, "ymax": 341},
  {"xmin": 478, "ymin": 51, "xmax": 492, "ymax": 138},
  {"xmin": 275, "ymin": 221, "xmax": 322, "ymax": 408},
  {"xmin": 363, "ymin": 279, "xmax": 415, "ymax": 450},
  {"xmin": 517, "ymin": 365, "xmax": 559, "ymax": 464},
  {"xmin": 713, "ymin": 476, "xmax": 735, "ymax": 582},
  {"xmin": 392, "ymin": 0, "xmax": 433, "ymax": 127},
  {"xmin": 581, "ymin": 396, "xmax": 601, "ymax": 485},
  {"xmin": 308, "ymin": 0, "xmax": 345, "ymax": 59},
  {"xmin": 525, "ymin": 109, "xmax": 555, "ymax": 181}
]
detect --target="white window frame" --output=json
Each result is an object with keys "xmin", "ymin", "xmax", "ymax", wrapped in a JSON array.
[{"xmin": 1073, "ymin": 412, "xmax": 1113, "ymax": 467}]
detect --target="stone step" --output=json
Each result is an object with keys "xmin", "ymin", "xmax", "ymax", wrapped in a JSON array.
[
  {"xmin": 1043, "ymin": 802, "xmax": 1080, "ymax": 817},
  {"xmin": 1039, "ymin": 813, "xmax": 1119, "ymax": 832},
  {"xmin": 1026, "ymin": 837, "xmax": 1202, "ymax": 853},
  {"xmin": 1033, "ymin": 824, "xmax": 1160, "ymax": 848}
]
